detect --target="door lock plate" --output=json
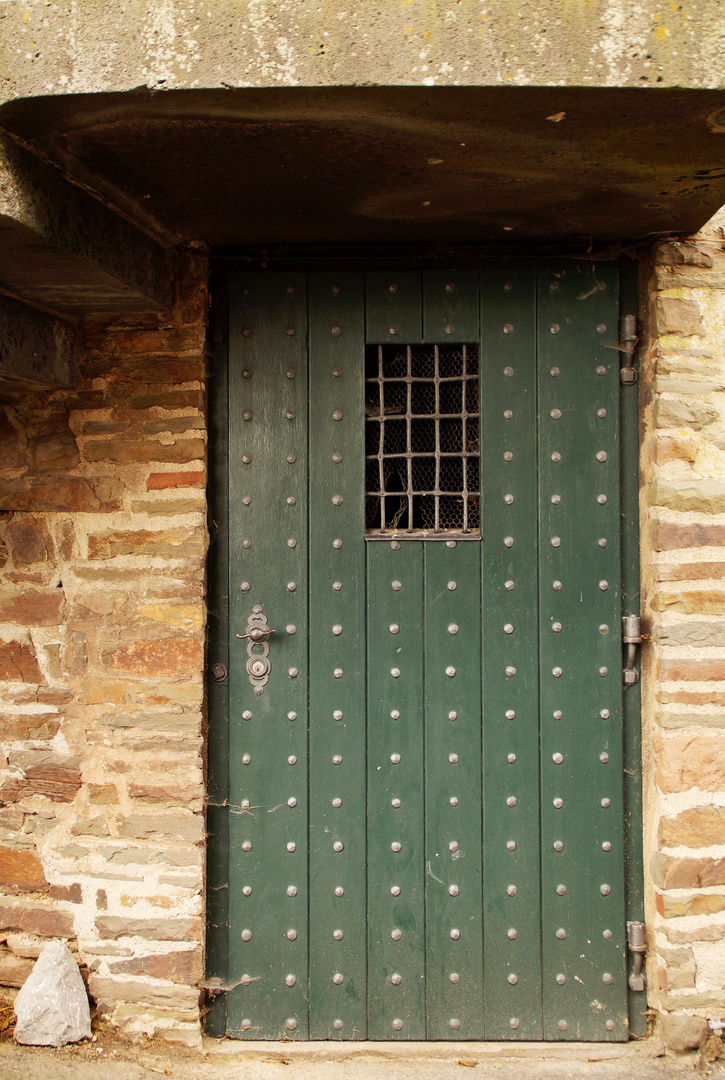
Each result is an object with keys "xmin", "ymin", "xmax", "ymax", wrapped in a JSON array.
[{"xmin": 238, "ymin": 606, "xmax": 275, "ymax": 694}]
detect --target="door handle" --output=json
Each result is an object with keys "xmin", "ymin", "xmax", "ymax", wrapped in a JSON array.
[{"xmin": 237, "ymin": 606, "xmax": 275, "ymax": 693}]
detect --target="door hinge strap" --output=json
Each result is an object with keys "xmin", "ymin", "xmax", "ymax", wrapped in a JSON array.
[
  {"xmin": 627, "ymin": 921, "xmax": 646, "ymax": 991},
  {"xmin": 620, "ymin": 314, "xmax": 639, "ymax": 385},
  {"xmin": 622, "ymin": 614, "xmax": 641, "ymax": 687}
]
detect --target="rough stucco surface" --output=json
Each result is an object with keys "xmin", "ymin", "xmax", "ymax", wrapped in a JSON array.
[
  {"xmin": 1, "ymin": 0, "xmax": 725, "ymax": 100},
  {"xmin": 641, "ymin": 209, "xmax": 725, "ymax": 1021}
]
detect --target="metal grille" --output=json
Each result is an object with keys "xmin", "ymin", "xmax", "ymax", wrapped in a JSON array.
[{"xmin": 365, "ymin": 343, "xmax": 480, "ymax": 537}]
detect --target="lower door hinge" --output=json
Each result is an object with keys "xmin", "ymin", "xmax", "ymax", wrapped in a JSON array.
[
  {"xmin": 622, "ymin": 614, "xmax": 641, "ymax": 687},
  {"xmin": 620, "ymin": 314, "xmax": 639, "ymax": 385},
  {"xmin": 627, "ymin": 921, "xmax": 647, "ymax": 991}
]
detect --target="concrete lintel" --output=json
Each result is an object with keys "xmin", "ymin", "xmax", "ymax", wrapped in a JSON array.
[
  {"xmin": 0, "ymin": 291, "xmax": 74, "ymax": 389},
  {"xmin": 0, "ymin": 135, "xmax": 172, "ymax": 316}
]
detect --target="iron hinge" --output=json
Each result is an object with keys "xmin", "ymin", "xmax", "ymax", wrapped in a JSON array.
[
  {"xmin": 622, "ymin": 614, "xmax": 641, "ymax": 687},
  {"xmin": 627, "ymin": 921, "xmax": 646, "ymax": 991},
  {"xmin": 619, "ymin": 314, "xmax": 639, "ymax": 385}
]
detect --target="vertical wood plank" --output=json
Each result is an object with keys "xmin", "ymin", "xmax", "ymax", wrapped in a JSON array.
[
  {"xmin": 480, "ymin": 270, "xmax": 543, "ymax": 1040},
  {"xmin": 365, "ymin": 271, "xmax": 422, "ymax": 344},
  {"xmin": 537, "ymin": 268, "xmax": 628, "ymax": 1041},
  {"xmin": 367, "ymin": 541, "xmax": 426, "ymax": 1039},
  {"xmin": 308, "ymin": 273, "xmax": 367, "ymax": 1039},
  {"xmin": 424, "ymin": 540, "xmax": 483, "ymax": 1039},
  {"xmin": 423, "ymin": 271, "xmax": 479, "ymax": 344},
  {"xmin": 226, "ymin": 273, "xmax": 310, "ymax": 1040}
]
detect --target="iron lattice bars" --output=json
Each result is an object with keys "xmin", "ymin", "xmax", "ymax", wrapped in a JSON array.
[{"xmin": 365, "ymin": 343, "xmax": 480, "ymax": 537}]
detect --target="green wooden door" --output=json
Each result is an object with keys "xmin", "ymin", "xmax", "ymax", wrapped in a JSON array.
[{"xmin": 217, "ymin": 268, "xmax": 630, "ymax": 1042}]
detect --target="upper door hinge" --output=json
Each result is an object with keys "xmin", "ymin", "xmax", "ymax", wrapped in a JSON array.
[{"xmin": 619, "ymin": 314, "xmax": 639, "ymax": 385}]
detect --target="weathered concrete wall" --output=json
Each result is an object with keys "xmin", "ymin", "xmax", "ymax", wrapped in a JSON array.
[
  {"xmin": 1, "ymin": 0, "xmax": 725, "ymax": 100},
  {"xmin": 641, "ymin": 210, "xmax": 725, "ymax": 1028},
  {"xmin": 0, "ymin": 249, "xmax": 208, "ymax": 1047}
]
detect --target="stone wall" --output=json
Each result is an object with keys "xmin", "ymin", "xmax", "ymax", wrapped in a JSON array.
[
  {"xmin": 642, "ymin": 209, "xmax": 725, "ymax": 1025},
  {"xmin": 0, "ymin": 248, "xmax": 209, "ymax": 1047}
]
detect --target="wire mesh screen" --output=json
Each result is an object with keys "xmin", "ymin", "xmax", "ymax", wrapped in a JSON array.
[{"xmin": 365, "ymin": 343, "xmax": 480, "ymax": 537}]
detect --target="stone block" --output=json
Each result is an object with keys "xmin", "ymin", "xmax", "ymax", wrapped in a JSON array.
[
  {"xmin": 94, "ymin": 916, "xmax": 200, "ymax": 942},
  {"xmin": 659, "ymin": 560, "xmax": 725, "ymax": 581},
  {"xmin": 656, "ymin": 621, "xmax": 725, "ymax": 647},
  {"xmin": 0, "ymin": 640, "xmax": 42, "ymax": 683},
  {"xmin": 87, "ymin": 785, "xmax": 118, "ymax": 805},
  {"xmin": 659, "ymin": 962, "xmax": 697, "ymax": 991},
  {"xmin": 0, "ymin": 714, "xmax": 61, "ymax": 740},
  {"xmin": 658, "ymin": 892, "xmax": 725, "ymax": 917},
  {"xmin": 660, "ymin": 659, "xmax": 725, "ymax": 682},
  {"xmin": 659, "ymin": 1012, "xmax": 710, "ymax": 1052},
  {"xmin": 657, "ymin": 733, "xmax": 725, "ymax": 792},
  {"xmin": 655, "ymin": 590, "xmax": 725, "ymax": 615},
  {"xmin": 102, "ymin": 638, "xmax": 203, "ymax": 678},
  {"xmin": 87, "ymin": 526, "xmax": 204, "ymax": 560},
  {"xmin": 48, "ymin": 884, "xmax": 82, "ymax": 904},
  {"xmin": 655, "ymin": 243, "xmax": 714, "ymax": 268},
  {"xmin": 83, "ymin": 357, "xmax": 203, "ymax": 383},
  {"xmin": 4, "ymin": 519, "xmax": 54, "ymax": 566},
  {"xmin": 115, "ymin": 813, "xmax": 203, "ymax": 844},
  {"xmin": 650, "ymin": 479, "xmax": 725, "ymax": 513},
  {"xmin": 656, "ymin": 520, "xmax": 725, "ymax": 552},
  {"xmin": 126, "ymin": 784, "xmax": 203, "ymax": 809},
  {"xmin": 89, "ymin": 974, "xmax": 200, "ymax": 1011},
  {"xmin": 102, "ymin": 846, "xmax": 201, "ymax": 868},
  {"xmin": 14, "ymin": 940, "xmax": 91, "ymax": 1046},
  {"xmin": 0, "ymin": 847, "xmax": 47, "ymax": 891},
  {"xmin": 0, "ymin": 949, "xmax": 34, "ymax": 987},
  {"xmin": 659, "ymin": 806, "xmax": 725, "ymax": 848},
  {"xmin": 108, "ymin": 948, "xmax": 202, "ymax": 984},
  {"xmin": 142, "ymin": 418, "xmax": 204, "ymax": 435},
  {"xmin": 655, "ymin": 296, "xmax": 703, "ymax": 336},
  {"xmin": 656, "ymin": 397, "xmax": 719, "ymax": 430},
  {"xmin": 656, "ymin": 710, "xmax": 725, "ymax": 729},
  {"xmin": 129, "ymin": 390, "xmax": 203, "ymax": 411},
  {"xmin": 0, "ymin": 753, "xmax": 81, "ymax": 804},
  {"xmin": 83, "ymin": 439, "xmax": 205, "ymax": 465},
  {"xmin": 129, "ymin": 497, "xmax": 205, "ymax": 515},
  {"xmin": 134, "ymin": 603, "xmax": 203, "ymax": 630},
  {"xmin": 0, "ymin": 901, "xmax": 73, "ymax": 938},
  {"xmin": 0, "ymin": 589, "xmax": 64, "ymax": 627},
  {"xmin": 0, "ymin": 410, "xmax": 27, "ymax": 469},
  {"xmin": 70, "ymin": 818, "xmax": 109, "ymax": 838},
  {"xmin": 147, "ymin": 471, "xmax": 204, "ymax": 490},
  {"xmin": 29, "ymin": 430, "xmax": 80, "ymax": 472},
  {"xmin": 80, "ymin": 421, "xmax": 132, "ymax": 435},
  {"xmin": 0, "ymin": 477, "xmax": 122, "ymax": 513},
  {"xmin": 651, "ymin": 853, "xmax": 725, "ymax": 889}
]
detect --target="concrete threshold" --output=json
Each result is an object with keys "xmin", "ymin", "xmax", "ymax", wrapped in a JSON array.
[{"xmin": 203, "ymin": 1036, "xmax": 664, "ymax": 1063}]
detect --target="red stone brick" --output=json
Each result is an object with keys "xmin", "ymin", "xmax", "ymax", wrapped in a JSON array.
[
  {"xmin": 0, "ymin": 641, "xmax": 42, "ymax": 683},
  {"xmin": 49, "ymin": 883, "xmax": 82, "ymax": 904},
  {"xmin": 0, "ymin": 901, "xmax": 73, "ymax": 937},
  {"xmin": 0, "ymin": 847, "xmax": 47, "ymax": 891},
  {"xmin": 146, "ymin": 471, "xmax": 205, "ymax": 490},
  {"xmin": 102, "ymin": 638, "xmax": 202, "ymax": 678},
  {"xmin": 0, "ymin": 478, "xmax": 119, "ymax": 513},
  {"xmin": 658, "ymin": 689, "xmax": 725, "ymax": 706},
  {"xmin": 0, "ymin": 754, "xmax": 81, "ymax": 804},
  {"xmin": 4, "ymin": 519, "xmax": 54, "ymax": 566},
  {"xmin": 0, "ymin": 589, "xmax": 64, "ymax": 627},
  {"xmin": 108, "ymin": 948, "xmax": 202, "ymax": 984},
  {"xmin": 660, "ymin": 658, "xmax": 725, "ymax": 681},
  {"xmin": 654, "ymin": 522, "xmax": 725, "ymax": 550}
]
